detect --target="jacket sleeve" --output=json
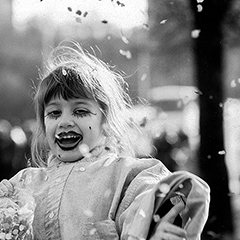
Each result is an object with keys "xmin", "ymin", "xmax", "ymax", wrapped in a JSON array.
[{"xmin": 116, "ymin": 171, "xmax": 210, "ymax": 240}]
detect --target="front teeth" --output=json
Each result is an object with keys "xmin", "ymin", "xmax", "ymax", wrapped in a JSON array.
[{"xmin": 55, "ymin": 135, "xmax": 80, "ymax": 139}]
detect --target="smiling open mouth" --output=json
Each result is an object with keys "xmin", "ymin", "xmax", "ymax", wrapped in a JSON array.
[{"xmin": 55, "ymin": 131, "xmax": 83, "ymax": 151}]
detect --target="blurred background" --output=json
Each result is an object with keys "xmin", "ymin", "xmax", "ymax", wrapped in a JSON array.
[{"xmin": 1, "ymin": 0, "xmax": 240, "ymax": 239}]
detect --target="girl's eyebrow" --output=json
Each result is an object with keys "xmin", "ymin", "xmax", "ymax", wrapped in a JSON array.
[
  {"xmin": 74, "ymin": 100, "xmax": 93, "ymax": 107},
  {"xmin": 45, "ymin": 101, "xmax": 59, "ymax": 108}
]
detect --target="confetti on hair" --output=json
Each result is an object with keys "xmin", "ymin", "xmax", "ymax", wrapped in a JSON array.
[
  {"xmin": 62, "ymin": 68, "xmax": 67, "ymax": 76},
  {"xmin": 121, "ymin": 32, "xmax": 129, "ymax": 44}
]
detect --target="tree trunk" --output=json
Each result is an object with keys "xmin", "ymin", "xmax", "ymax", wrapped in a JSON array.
[{"xmin": 190, "ymin": 0, "xmax": 233, "ymax": 238}]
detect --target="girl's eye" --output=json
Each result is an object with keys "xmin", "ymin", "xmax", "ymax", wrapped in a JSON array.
[
  {"xmin": 73, "ymin": 109, "xmax": 90, "ymax": 118},
  {"xmin": 45, "ymin": 110, "xmax": 61, "ymax": 119}
]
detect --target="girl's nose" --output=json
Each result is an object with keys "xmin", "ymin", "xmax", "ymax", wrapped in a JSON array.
[{"xmin": 58, "ymin": 115, "xmax": 75, "ymax": 129}]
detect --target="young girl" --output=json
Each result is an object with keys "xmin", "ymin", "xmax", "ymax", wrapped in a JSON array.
[{"xmin": 0, "ymin": 41, "xmax": 210, "ymax": 240}]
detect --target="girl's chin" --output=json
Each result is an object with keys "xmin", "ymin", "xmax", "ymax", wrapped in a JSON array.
[{"xmin": 56, "ymin": 151, "xmax": 83, "ymax": 162}]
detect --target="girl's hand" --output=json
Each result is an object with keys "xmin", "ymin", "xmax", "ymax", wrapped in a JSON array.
[
  {"xmin": 150, "ymin": 201, "xmax": 187, "ymax": 240},
  {"xmin": 0, "ymin": 179, "xmax": 14, "ymax": 197}
]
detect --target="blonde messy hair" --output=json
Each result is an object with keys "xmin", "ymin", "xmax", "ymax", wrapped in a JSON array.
[{"xmin": 31, "ymin": 41, "xmax": 138, "ymax": 167}]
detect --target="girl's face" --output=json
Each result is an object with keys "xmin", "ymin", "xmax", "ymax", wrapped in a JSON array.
[{"xmin": 44, "ymin": 96, "xmax": 105, "ymax": 162}]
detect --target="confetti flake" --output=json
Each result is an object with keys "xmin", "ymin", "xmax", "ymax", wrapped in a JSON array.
[
  {"xmin": 230, "ymin": 80, "xmax": 237, "ymax": 88},
  {"xmin": 79, "ymin": 144, "xmax": 90, "ymax": 156},
  {"xmin": 159, "ymin": 183, "xmax": 170, "ymax": 194},
  {"xmin": 160, "ymin": 19, "xmax": 167, "ymax": 24},
  {"xmin": 76, "ymin": 10, "xmax": 82, "ymax": 16},
  {"xmin": 197, "ymin": 4, "xmax": 203, "ymax": 12},
  {"xmin": 191, "ymin": 29, "xmax": 201, "ymax": 38},
  {"xmin": 139, "ymin": 209, "xmax": 146, "ymax": 218},
  {"xmin": 218, "ymin": 150, "xmax": 226, "ymax": 155},
  {"xmin": 119, "ymin": 49, "xmax": 132, "ymax": 59},
  {"xmin": 83, "ymin": 209, "xmax": 94, "ymax": 217},
  {"xmin": 89, "ymin": 228, "xmax": 97, "ymax": 235}
]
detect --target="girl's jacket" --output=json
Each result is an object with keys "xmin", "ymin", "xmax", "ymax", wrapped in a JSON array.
[
  {"xmin": 6, "ymin": 149, "xmax": 210, "ymax": 240},
  {"xmin": 118, "ymin": 171, "xmax": 210, "ymax": 240}
]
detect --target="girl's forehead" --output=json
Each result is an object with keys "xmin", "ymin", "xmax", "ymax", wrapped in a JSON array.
[{"xmin": 45, "ymin": 96, "xmax": 99, "ymax": 108}]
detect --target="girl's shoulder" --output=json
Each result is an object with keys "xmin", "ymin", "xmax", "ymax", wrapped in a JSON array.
[
  {"xmin": 115, "ymin": 155, "xmax": 171, "ymax": 178},
  {"xmin": 10, "ymin": 167, "xmax": 47, "ymax": 187}
]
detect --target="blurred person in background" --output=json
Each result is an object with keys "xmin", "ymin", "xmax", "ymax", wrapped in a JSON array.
[
  {"xmin": 152, "ymin": 128, "xmax": 190, "ymax": 172},
  {"xmin": 0, "ymin": 120, "xmax": 30, "ymax": 180},
  {"xmin": 0, "ymin": 119, "xmax": 16, "ymax": 180}
]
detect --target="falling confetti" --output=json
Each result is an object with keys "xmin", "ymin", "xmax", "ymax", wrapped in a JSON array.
[
  {"xmin": 140, "ymin": 73, "xmax": 147, "ymax": 81},
  {"xmin": 119, "ymin": 49, "xmax": 132, "ymax": 59},
  {"xmin": 153, "ymin": 214, "xmax": 160, "ymax": 223},
  {"xmin": 79, "ymin": 144, "xmax": 90, "ymax": 157},
  {"xmin": 160, "ymin": 19, "xmax": 167, "ymax": 24},
  {"xmin": 230, "ymin": 80, "xmax": 237, "ymax": 88},
  {"xmin": 121, "ymin": 33, "xmax": 129, "ymax": 44},
  {"xmin": 67, "ymin": 7, "xmax": 72, "ymax": 12},
  {"xmin": 102, "ymin": 20, "xmax": 108, "ymax": 24},
  {"xmin": 194, "ymin": 90, "xmax": 203, "ymax": 95},
  {"xmin": 143, "ymin": 23, "xmax": 149, "ymax": 29},
  {"xmin": 103, "ymin": 189, "xmax": 112, "ymax": 198},
  {"xmin": 178, "ymin": 184, "xmax": 184, "ymax": 189},
  {"xmin": 218, "ymin": 150, "xmax": 226, "ymax": 155},
  {"xmin": 83, "ymin": 209, "xmax": 94, "ymax": 217},
  {"xmin": 75, "ymin": 17, "xmax": 82, "ymax": 23},
  {"xmin": 89, "ymin": 228, "xmax": 97, "ymax": 236},
  {"xmin": 197, "ymin": 4, "xmax": 203, "ymax": 12},
  {"xmin": 139, "ymin": 209, "xmax": 146, "ymax": 218},
  {"xmin": 191, "ymin": 29, "xmax": 201, "ymax": 38},
  {"xmin": 76, "ymin": 10, "xmax": 82, "ymax": 16},
  {"xmin": 83, "ymin": 12, "xmax": 88, "ymax": 17},
  {"xmin": 159, "ymin": 183, "xmax": 170, "ymax": 194},
  {"xmin": 116, "ymin": 1, "xmax": 125, "ymax": 7}
]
